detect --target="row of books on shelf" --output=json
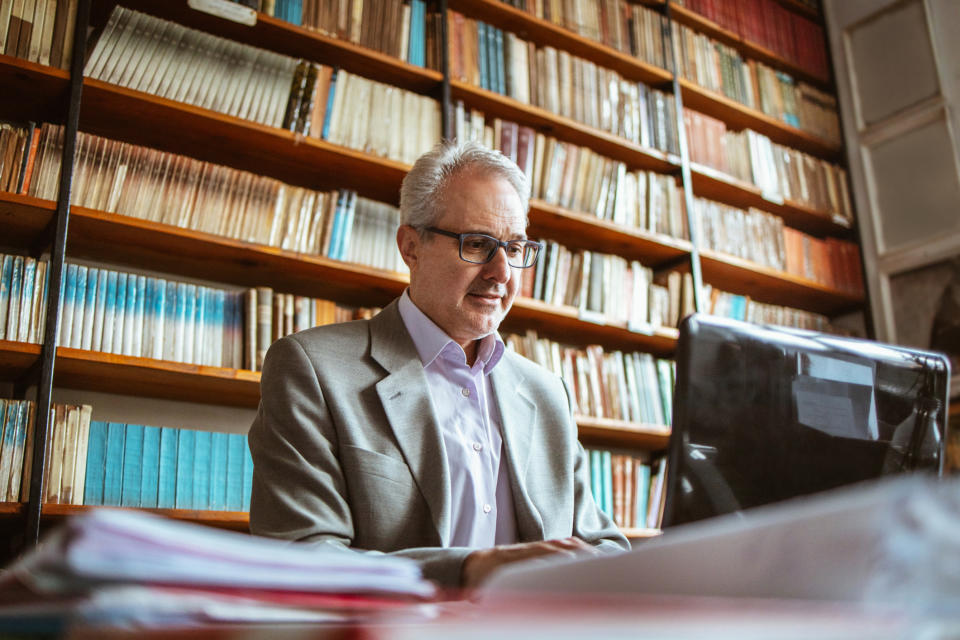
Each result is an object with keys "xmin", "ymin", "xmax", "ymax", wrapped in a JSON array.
[
  {"xmin": 0, "ymin": 0, "xmax": 77, "ymax": 70},
  {"xmin": 453, "ymin": 105, "xmax": 687, "ymax": 238},
  {"xmin": 684, "ymin": 109, "xmax": 853, "ymax": 221},
  {"xmin": 229, "ymin": 0, "xmax": 438, "ymax": 69},
  {"xmin": 693, "ymin": 196, "xmax": 864, "ymax": 295},
  {"xmin": 505, "ymin": 330, "xmax": 674, "ymax": 425},
  {"xmin": 702, "ymin": 285, "xmax": 838, "ymax": 333},
  {"xmin": 670, "ymin": 19, "xmax": 839, "ymax": 143},
  {"xmin": 0, "ymin": 253, "xmax": 48, "ymax": 344},
  {"xmin": 0, "ymin": 122, "xmax": 34, "ymax": 194},
  {"xmin": 586, "ymin": 449, "xmax": 667, "ymax": 530},
  {"xmin": 483, "ymin": 1, "xmax": 835, "ymax": 143},
  {"xmin": 16, "ymin": 124, "xmax": 408, "ymax": 268},
  {"xmin": 673, "ymin": 0, "xmax": 830, "ymax": 81},
  {"xmin": 449, "ymin": 10, "xmax": 682, "ymax": 155},
  {"xmin": 86, "ymin": 8, "xmax": 442, "ymax": 165}
]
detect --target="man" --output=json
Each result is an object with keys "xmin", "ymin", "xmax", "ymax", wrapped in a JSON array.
[{"xmin": 249, "ymin": 141, "xmax": 629, "ymax": 590}]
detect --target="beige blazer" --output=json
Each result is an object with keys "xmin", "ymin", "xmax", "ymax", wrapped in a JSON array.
[{"xmin": 248, "ymin": 299, "xmax": 628, "ymax": 587}]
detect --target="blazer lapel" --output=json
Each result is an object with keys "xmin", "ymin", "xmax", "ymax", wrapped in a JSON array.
[
  {"xmin": 490, "ymin": 359, "xmax": 545, "ymax": 541},
  {"xmin": 370, "ymin": 302, "xmax": 453, "ymax": 546}
]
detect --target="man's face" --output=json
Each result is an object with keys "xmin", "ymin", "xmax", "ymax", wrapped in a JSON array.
[{"xmin": 399, "ymin": 169, "xmax": 526, "ymax": 349}]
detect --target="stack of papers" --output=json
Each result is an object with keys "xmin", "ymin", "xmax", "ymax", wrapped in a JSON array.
[
  {"xmin": 0, "ymin": 508, "xmax": 436, "ymax": 629},
  {"xmin": 481, "ymin": 474, "xmax": 960, "ymax": 617}
]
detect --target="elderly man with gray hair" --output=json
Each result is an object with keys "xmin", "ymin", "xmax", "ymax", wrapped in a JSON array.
[{"xmin": 248, "ymin": 140, "xmax": 629, "ymax": 591}]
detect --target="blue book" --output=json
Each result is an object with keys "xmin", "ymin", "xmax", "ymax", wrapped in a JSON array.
[
  {"xmin": 80, "ymin": 265, "xmax": 97, "ymax": 349},
  {"xmin": 192, "ymin": 430, "xmax": 212, "ymax": 510},
  {"xmin": 477, "ymin": 22, "xmax": 488, "ymax": 92},
  {"xmin": 102, "ymin": 422, "xmax": 126, "ymax": 506},
  {"xmin": 289, "ymin": 0, "xmax": 301, "ymax": 25},
  {"xmin": 194, "ymin": 287, "xmax": 207, "ymax": 365},
  {"xmin": 634, "ymin": 463, "xmax": 651, "ymax": 528},
  {"xmin": 157, "ymin": 427, "xmax": 178, "ymax": 508},
  {"xmin": 326, "ymin": 191, "xmax": 346, "ymax": 259},
  {"xmin": 99, "ymin": 270, "xmax": 119, "ymax": 353},
  {"xmin": 336, "ymin": 191, "xmax": 358, "ymax": 261},
  {"xmin": 141, "ymin": 277, "xmax": 155, "ymax": 358},
  {"xmin": 589, "ymin": 449, "xmax": 603, "ymax": 512},
  {"xmin": 120, "ymin": 424, "xmax": 144, "ymax": 507},
  {"xmin": 182, "ymin": 284, "xmax": 197, "ymax": 364},
  {"xmin": 408, "ymin": 0, "xmax": 423, "ymax": 67},
  {"xmin": 17, "ymin": 258, "xmax": 35, "ymax": 343},
  {"xmin": 149, "ymin": 277, "xmax": 166, "ymax": 360},
  {"xmin": 70, "ymin": 265, "xmax": 87, "ymax": 349},
  {"xmin": 112, "ymin": 273, "xmax": 128, "ymax": 354},
  {"xmin": 82, "ymin": 421, "xmax": 109, "ymax": 506},
  {"xmin": 208, "ymin": 431, "xmax": 228, "ymax": 511},
  {"xmin": 174, "ymin": 428, "xmax": 195, "ymax": 509},
  {"xmin": 0, "ymin": 255, "xmax": 12, "ymax": 340},
  {"xmin": 242, "ymin": 438, "xmax": 253, "ymax": 512},
  {"xmin": 139, "ymin": 425, "xmax": 161, "ymax": 508},
  {"xmin": 494, "ymin": 27, "xmax": 505, "ymax": 95},
  {"xmin": 56, "ymin": 261, "xmax": 74, "ymax": 346},
  {"xmin": 162, "ymin": 280, "xmax": 177, "ymax": 361},
  {"xmin": 214, "ymin": 290, "xmax": 225, "ymax": 366},
  {"xmin": 320, "ymin": 69, "xmax": 338, "ymax": 140},
  {"xmin": 6, "ymin": 256, "xmax": 26, "ymax": 342},
  {"xmin": 601, "ymin": 450, "xmax": 613, "ymax": 519},
  {"xmin": 225, "ymin": 433, "xmax": 245, "ymax": 511},
  {"xmin": 133, "ymin": 275, "xmax": 147, "ymax": 357}
]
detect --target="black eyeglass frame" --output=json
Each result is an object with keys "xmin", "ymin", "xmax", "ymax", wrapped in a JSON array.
[{"xmin": 423, "ymin": 226, "xmax": 544, "ymax": 268}]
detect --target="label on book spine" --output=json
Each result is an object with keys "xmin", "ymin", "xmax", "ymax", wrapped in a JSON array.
[
  {"xmin": 188, "ymin": 0, "xmax": 256, "ymax": 26},
  {"xmin": 627, "ymin": 320, "xmax": 655, "ymax": 336},
  {"xmin": 760, "ymin": 189, "xmax": 784, "ymax": 206}
]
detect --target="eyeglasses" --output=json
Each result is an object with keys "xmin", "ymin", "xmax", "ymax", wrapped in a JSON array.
[{"xmin": 424, "ymin": 227, "xmax": 543, "ymax": 268}]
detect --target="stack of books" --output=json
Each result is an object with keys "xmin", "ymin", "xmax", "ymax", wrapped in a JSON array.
[
  {"xmin": 0, "ymin": 252, "xmax": 48, "ymax": 344},
  {"xmin": 0, "ymin": 0, "xmax": 77, "ymax": 69}
]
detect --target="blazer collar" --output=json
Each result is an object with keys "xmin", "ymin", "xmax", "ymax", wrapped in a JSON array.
[{"xmin": 370, "ymin": 300, "xmax": 453, "ymax": 546}]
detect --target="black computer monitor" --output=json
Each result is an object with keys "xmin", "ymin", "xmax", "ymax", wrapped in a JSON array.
[{"xmin": 662, "ymin": 314, "xmax": 951, "ymax": 528}]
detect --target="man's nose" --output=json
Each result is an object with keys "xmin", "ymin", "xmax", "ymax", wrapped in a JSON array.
[{"xmin": 483, "ymin": 245, "xmax": 512, "ymax": 283}]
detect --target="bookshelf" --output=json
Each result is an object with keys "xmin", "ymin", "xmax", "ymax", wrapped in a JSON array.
[{"xmin": 0, "ymin": 0, "xmax": 866, "ymax": 550}]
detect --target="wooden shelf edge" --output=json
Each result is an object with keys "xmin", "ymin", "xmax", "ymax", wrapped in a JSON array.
[
  {"xmin": 0, "ymin": 502, "xmax": 25, "ymax": 516},
  {"xmin": 621, "ymin": 527, "xmax": 662, "ymax": 539},
  {"xmin": 575, "ymin": 415, "xmax": 671, "ymax": 436},
  {"xmin": 0, "ymin": 53, "xmax": 70, "ymax": 80},
  {"xmin": 41, "ymin": 503, "xmax": 250, "ymax": 530}
]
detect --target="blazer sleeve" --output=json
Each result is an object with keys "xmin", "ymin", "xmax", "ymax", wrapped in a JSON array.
[{"xmin": 248, "ymin": 335, "xmax": 472, "ymax": 588}]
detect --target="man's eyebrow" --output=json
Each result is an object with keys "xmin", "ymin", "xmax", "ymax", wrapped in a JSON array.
[{"xmin": 463, "ymin": 230, "xmax": 529, "ymax": 241}]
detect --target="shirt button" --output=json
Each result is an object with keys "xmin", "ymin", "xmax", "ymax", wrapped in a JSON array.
[
  {"xmin": 461, "ymin": 388, "xmax": 470, "ymax": 397},
  {"xmin": 472, "ymin": 442, "xmax": 482, "ymax": 452},
  {"xmin": 482, "ymin": 504, "xmax": 492, "ymax": 514}
]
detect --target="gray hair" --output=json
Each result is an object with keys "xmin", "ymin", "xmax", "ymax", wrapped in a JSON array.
[{"xmin": 399, "ymin": 140, "xmax": 530, "ymax": 228}]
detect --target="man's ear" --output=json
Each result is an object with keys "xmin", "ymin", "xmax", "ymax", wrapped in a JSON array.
[{"xmin": 396, "ymin": 225, "xmax": 420, "ymax": 270}]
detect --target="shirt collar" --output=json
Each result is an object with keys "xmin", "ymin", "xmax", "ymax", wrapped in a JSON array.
[{"xmin": 398, "ymin": 289, "xmax": 505, "ymax": 373}]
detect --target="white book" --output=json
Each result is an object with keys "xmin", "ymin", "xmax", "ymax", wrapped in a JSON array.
[
  {"xmin": 115, "ymin": 12, "xmax": 159, "ymax": 89},
  {"xmin": 182, "ymin": 284, "xmax": 197, "ymax": 364},
  {"xmin": 36, "ymin": 0, "xmax": 57, "ymax": 65},
  {"xmin": 234, "ymin": 49, "xmax": 266, "ymax": 122},
  {"xmin": 171, "ymin": 29, "xmax": 209, "ymax": 105},
  {"xmin": 326, "ymin": 70, "xmax": 351, "ymax": 146},
  {"xmin": 101, "ymin": 10, "xmax": 146, "ymax": 86},
  {"xmin": 219, "ymin": 42, "xmax": 254, "ymax": 117},
  {"xmin": 190, "ymin": 36, "xmax": 230, "ymax": 110},
  {"xmin": 267, "ymin": 56, "xmax": 299, "ymax": 128},
  {"xmin": 79, "ymin": 267, "xmax": 98, "ymax": 350},
  {"xmin": 386, "ymin": 87, "xmax": 404, "ymax": 160},
  {"xmin": 24, "ymin": 0, "xmax": 42, "ymax": 63},
  {"xmin": 173, "ymin": 282, "xmax": 188, "ymax": 363},
  {"xmin": 45, "ymin": 404, "xmax": 66, "ymax": 503},
  {"xmin": 89, "ymin": 266, "xmax": 107, "ymax": 352},
  {"xmin": 119, "ymin": 272, "xmax": 137, "ymax": 357},
  {"xmin": 71, "ymin": 404, "xmax": 91, "ymax": 505},
  {"xmin": 145, "ymin": 20, "xmax": 187, "ymax": 97},
  {"xmin": 0, "ymin": 0, "xmax": 14, "ymax": 54},
  {"xmin": 131, "ymin": 274, "xmax": 146, "ymax": 357},
  {"xmin": 85, "ymin": 6, "xmax": 126, "ymax": 78},
  {"xmin": 164, "ymin": 27, "xmax": 200, "ymax": 104},
  {"xmin": 99, "ymin": 270, "xmax": 117, "ymax": 353},
  {"xmin": 59, "ymin": 405, "xmax": 81, "ymax": 505},
  {"xmin": 207, "ymin": 39, "xmax": 243, "ymax": 113}
]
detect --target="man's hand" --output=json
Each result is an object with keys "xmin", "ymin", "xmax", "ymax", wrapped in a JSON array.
[{"xmin": 461, "ymin": 537, "xmax": 599, "ymax": 589}]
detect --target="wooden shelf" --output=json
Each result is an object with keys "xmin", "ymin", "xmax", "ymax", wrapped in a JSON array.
[
  {"xmin": 622, "ymin": 527, "xmax": 661, "ymax": 539},
  {"xmin": 449, "ymin": 0, "xmax": 673, "ymax": 89},
  {"xmin": 575, "ymin": 415, "xmax": 671, "ymax": 450},
  {"xmin": 0, "ymin": 192, "xmax": 57, "ymax": 251},
  {"xmin": 667, "ymin": 3, "xmax": 831, "ymax": 89},
  {"xmin": 0, "ymin": 55, "xmax": 70, "ymax": 124},
  {"xmin": 0, "ymin": 340, "xmax": 42, "ymax": 382},
  {"xmin": 78, "ymin": 78, "xmax": 412, "ymax": 206},
  {"xmin": 698, "ymin": 249, "xmax": 864, "ymax": 316},
  {"xmin": 679, "ymin": 78, "xmax": 841, "ymax": 161},
  {"xmin": 689, "ymin": 163, "xmax": 852, "ymax": 238},
  {"xmin": 40, "ymin": 503, "xmax": 250, "ymax": 532},
  {"xmin": 528, "ymin": 199, "xmax": 692, "ymax": 267},
  {"xmin": 0, "ymin": 502, "xmax": 25, "ymax": 516},
  {"xmin": 99, "ymin": 0, "xmax": 444, "ymax": 96},
  {"xmin": 451, "ymin": 80, "xmax": 681, "ymax": 175},
  {"xmin": 54, "ymin": 347, "xmax": 262, "ymax": 408}
]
